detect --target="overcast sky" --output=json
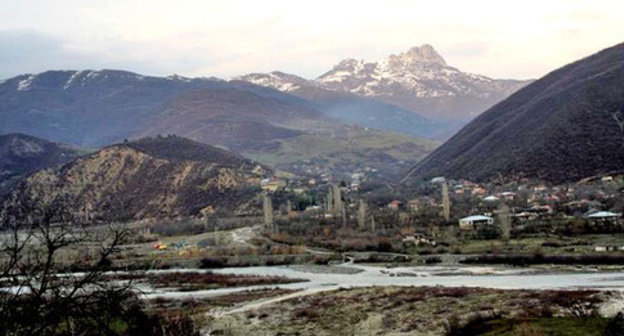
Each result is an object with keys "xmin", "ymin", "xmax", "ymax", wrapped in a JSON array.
[{"xmin": 1, "ymin": 0, "xmax": 623, "ymax": 80}]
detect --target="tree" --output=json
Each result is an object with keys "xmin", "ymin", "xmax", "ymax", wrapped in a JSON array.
[
  {"xmin": 332, "ymin": 184, "xmax": 343, "ymax": 216},
  {"xmin": 263, "ymin": 192, "xmax": 274, "ymax": 232},
  {"xmin": 441, "ymin": 182, "xmax": 450, "ymax": 222},
  {"xmin": 0, "ymin": 195, "xmax": 200, "ymax": 335},
  {"xmin": 357, "ymin": 200, "xmax": 368, "ymax": 230},
  {"xmin": 0, "ymin": 196, "xmax": 134, "ymax": 334},
  {"xmin": 605, "ymin": 312, "xmax": 624, "ymax": 336},
  {"xmin": 498, "ymin": 203, "xmax": 511, "ymax": 243}
]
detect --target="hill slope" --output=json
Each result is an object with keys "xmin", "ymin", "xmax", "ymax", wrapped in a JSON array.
[
  {"xmin": 0, "ymin": 70, "xmax": 319, "ymax": 147},
  {"xmin": 138, "ymin": 87, "xmax": 319, "ymax": 151},
  {"xmin": 1, "ymin": 136, "xmax": 269, "ymax": 223},
  {"xmin": 237, "ymin": 72, "xmax": 446, "ymax": 139},
  {"xmin": 404, "ymin": 42, "xmax": 624, "ymax": 183},
  {"xmin": 0, "ymin": 133, "xmax": 83, "ymax": 199}
]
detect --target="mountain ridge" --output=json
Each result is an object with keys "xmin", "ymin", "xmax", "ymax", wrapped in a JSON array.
[
  {"xmin": 403, "ymin": 41, "xmax": 624, "ymax": 184},
  {"xmin": 0, "ymin": 133, "xmax": 83, "ymax": 199},
  {"xmin": 1, "ymin": 136, "xmax": 269, "ymax": 223}
]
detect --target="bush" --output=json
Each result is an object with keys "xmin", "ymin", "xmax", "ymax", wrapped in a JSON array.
[{"xmin": 605, "ymin": 312, "xmax": 624, "ymax": 336}]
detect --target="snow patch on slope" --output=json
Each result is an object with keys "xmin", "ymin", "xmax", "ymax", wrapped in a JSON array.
[{"xmin": 17, "ymin": 75, "xmax": 36, "ymax": 91}]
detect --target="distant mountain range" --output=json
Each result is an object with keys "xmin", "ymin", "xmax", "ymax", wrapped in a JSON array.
[
  {"xmin": 237, "ymin": 45, "xmax": 531, "ymax": 138},
  {"xmin": 0, "ymin": 70, "xmax": 434, "ymax": 178},
  {"xmin": 404, "ymin": 42, "xmax": 624, "ymax": 183},
  {"xmin": 0, "ymin": 133, "xmax": 83, "ymax": 199},
  {"xmin": 1, "ymin": 136, "xmax": 269, "ymax": 223}
]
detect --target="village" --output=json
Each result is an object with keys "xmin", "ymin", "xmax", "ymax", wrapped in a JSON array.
[{"xmin": 253, "ymin": 171, "xmax": 624, "ymax": 258}]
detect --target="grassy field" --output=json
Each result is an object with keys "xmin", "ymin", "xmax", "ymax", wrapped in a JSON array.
[
  {"xmin": 465, "ymin": 317, "xmax": 609, "ymax": 336},
  {"xmin": 207, "ymin": 286, "xmax": 613, "ymax": 336},
  {"xmin": 242, "ymin": 128, "xmax": 437, "ymax": 176},
  {"xmin": 440, "ymin": 234, "xmax": 624, "ymax": 256}
]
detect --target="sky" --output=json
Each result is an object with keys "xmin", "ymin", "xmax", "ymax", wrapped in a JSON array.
[{"xmin": 0, "ymin": 0, "xmax": 623, "ymax": 80}]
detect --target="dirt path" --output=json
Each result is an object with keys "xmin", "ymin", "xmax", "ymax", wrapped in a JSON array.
[{"xmin": 210, "ymin": 286, "xmax": 333, "ymax": 317}]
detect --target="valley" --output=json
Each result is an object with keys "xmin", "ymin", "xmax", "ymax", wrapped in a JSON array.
[{"xmin": 1, "ymin": 35, "xmax": 624, "ymax": 335}]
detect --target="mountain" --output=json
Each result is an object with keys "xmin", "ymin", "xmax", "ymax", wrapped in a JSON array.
[
  {"xmin": 237, "ymin": 45, "xmax": 530, "ymax": 138},
  {"xmin": 0, "ymin": 133, "xmax": 83, "ymax": 199},
  {"xmin": 315, "ymin": 45, "xmax": 529, "ymax": 121},
  {"xmin": 0, "ymin": 70, "xmax": 233, "ymax": 146},
  {"xmin": 1, "ymin": 136, "xmax": 269, "ymax": 223},
  {"xmin": 138, "ymin": 87, "xmax": 319, "ymax": 151},
  {"xmin": 237, "ymin": 72, "xmax": 446, "ymax": 139},
  {"xmin": 403, "ymin": 42, "xmax": 624, "ymax": 184},
  {"xmin": 136, "ymin": 87, "xmax": 437, "ymax": 178},
  {"xmin": 0, "ymin": 69, "xmax": 437, "ymax": 178}
]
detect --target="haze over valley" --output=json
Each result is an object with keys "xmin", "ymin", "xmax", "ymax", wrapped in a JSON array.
[{"xmin": 1, "ymin": 1, "xmax": 624, "ymax": 335}]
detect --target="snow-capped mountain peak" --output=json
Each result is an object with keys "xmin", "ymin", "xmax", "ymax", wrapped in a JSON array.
[
  {"xmin": 315, "ymin": 44, "xmax": 529, "ymax": 106},
  {"xmin": 392, "ymin": 44, "xmax": 447, "ymax": 66},
  {"xmin": 236, "ymin": 44, "xmax": 531, "ymax": 121},
  {"xmin": 234, "ymin": 71, "xmax": 312, "ymax": 92}
]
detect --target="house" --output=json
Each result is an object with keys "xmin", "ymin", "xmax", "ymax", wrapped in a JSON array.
[
  {"xmin": 261, "ymin": 178, "xmax": 286, "ymax": 192},
  {"xmin": 388, "ymin": 200, "xmax": 403, "ymax": 210},
  {"xmin": 407, "ymin": 199, "xmax": 420, "ymax": 211},
  {"xmin": 586, "ymin": 211, "xmax": 621, "ymax": 224},
  {"xmin": 500, "ymin": 192, "xmax": 516, "ymax": 200},
  {"xmin": 471, "ymin": 187, "xmax": 487, "ymax": 196},
  {"xmin": 595, "ymin": 245, "xmax": 624, "ymax": 252},
  {"xmin": 402, "ymin": 231, "xmax": 436, "ymax": 246},
  {"xmin": 459, "ymin": 215, "xmax": 494, "ymax": 230},
  {"xmin": 431, "ymin": 177, "xmax": 446, "ymax": 183},
  {"xmin": 453, "ymin": 185, "xmax": 465, "ymax": 195},
  {"xmin": 483, "ymin": 195, "xmax": 500, "ymax": 202},
  {"xmin": 292, "ymin": 187, "xmax": 307, "ymax": 194}
]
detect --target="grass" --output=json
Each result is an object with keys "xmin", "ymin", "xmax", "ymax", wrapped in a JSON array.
[
  {"xmin": 452, "ymin": 234, "xmax": 624, "ymax": 256},
  {"xmin": 467, "ymin": 317, "xmax": 609, "ymax": 336},
  {"xmin": 107, "ymin": 272, "xmax": 306, "ymax": 291},
  {"xmin": 241, "ymin": 128, "xmax": 437, "ymax": 176},
  {"xmin": 209, "ymin": 286, "xmax": 610, "ymax": 336}
]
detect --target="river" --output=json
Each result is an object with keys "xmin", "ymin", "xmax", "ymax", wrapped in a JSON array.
[{"xmin": 142, "ymin": 264, "xmax": 624, "ymax": 300}]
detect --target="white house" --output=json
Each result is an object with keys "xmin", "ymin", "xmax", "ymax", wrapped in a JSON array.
[
  {"xmin": 483, "ymin": 195, "xmax": 500, "ymax": 202},
  {"xmin": 459, "ymin": 215, "xmax": 494, "ymax": 230},
  {"xmin": 587, "ymin": 211, "xmax": 620, "ymax": 219},
  {"xmin": 586, "ymin": 211, "xmax": 621, "ymax": 224}
]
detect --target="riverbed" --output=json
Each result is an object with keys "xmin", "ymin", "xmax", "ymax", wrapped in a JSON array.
[{"xmin": 142, "ymin": 264, "xmax": 624, "ymax": 300}]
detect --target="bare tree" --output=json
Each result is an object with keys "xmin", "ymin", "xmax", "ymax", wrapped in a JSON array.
[
  {"xmin": 498, "ymin": 203, "xmax": 511, "ymax": 243},
  {"xmin": 441, "ymin": 182, "xmax": 450, "ymax": 222},
  {"xmin": 357, "ymin": 200, "xmax": 368, "ymax": 230},
  {"xmin": 0, "ymin": 195, "xmax": 164, "ymax": 335},
  {"xmin": 332, "ymin": 184, "xmax": 343, "ymax": 216},
  {"xmin": 262, "ymin": 192, "xmax": 274, "ymax": 232}
]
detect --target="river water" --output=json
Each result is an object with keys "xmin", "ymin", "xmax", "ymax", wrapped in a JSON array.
[{"xmin": 142, "ymin": 264, "xmax": 624, "ymax": 300}]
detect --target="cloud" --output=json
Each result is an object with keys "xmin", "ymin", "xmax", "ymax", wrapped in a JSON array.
[{"xmin": 1, "ymin": 1, "xmax": 623, "ymax": 80}]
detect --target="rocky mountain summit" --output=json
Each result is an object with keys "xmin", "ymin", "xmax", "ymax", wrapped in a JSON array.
[{"xmin": 238, "ymin": 45, "xmax": 530, "ymax": 124}]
